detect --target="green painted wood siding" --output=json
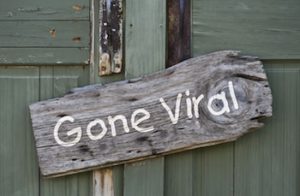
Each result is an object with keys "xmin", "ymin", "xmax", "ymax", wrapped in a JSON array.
[
  {"xmin": 38, "ymin": 66, "xmax": 92, "ymax": 196},
  {"xmin": 192, "ymin": 0, "xmax": 300, "ymax": 59},
  {"xmin": 0, "ymin": 66, "xmax": 92, "ymax": 196},
  {"xmin": 0, "ymin": 0, "xmax": 92, "ymax": 193},
  {"xmin": 123, "ymin": 0, "xmax": 166, "ymax": 195},
  {"xmin": 103, "ymin": 1, "xmax": 167, "ymax": 195},
  {"xmin": 1, "ymin": 0, "xmax": 299, "ymax": 195},
  {"xmin": 162, "ymin": 0, "xmax": 300, "ymax": 195},
  {"xmin": 0, "ymin": 67, "xmax": 40, "ymax": 196},
  {"xmin": 0, "ymin": 0, "xmax": 90, "ymax": 65},
  {"xmin": 110, "ymin": 0, "xmax": 300, "ymax": 195}
]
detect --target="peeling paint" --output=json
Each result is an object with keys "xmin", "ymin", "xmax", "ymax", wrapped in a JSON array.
[
  {"xmin": 6, "ymin": 12, "xmax": 13, "ymax": 17},
  {"xmin": 99, "ymin": 53, "xmax": 111, "ymax": 75},
  {"xmin": 99, "ymin": 0, "xmax": 123, "ymax": 76},
  {"xmin": 72, "ymin": 36, "xmax": 81, "ymax": 42},
  {"xmin": 37, "ymin": 10, "xmax": 58, "ymax": 15},
  {"xmin": 73, "ymin": 4, "xmax": 85, "ymax": 12},
  {"xmin": 18, "ymin": 7, "xmax": 41, "ymax": 12},
  {"xmin": 49, "ymin": 29, "xmax": 56, "ymax": 38},
  {"xmin": 84, "ymin": 59, "xmax": 90, "ymax": 64},
  {"xmin": 94, "ymin": 169, "xmax": 114, "ymax": 196},
  {"xmin": 113, "ymin": 52, "xmax": 122, "ymax": 73}
]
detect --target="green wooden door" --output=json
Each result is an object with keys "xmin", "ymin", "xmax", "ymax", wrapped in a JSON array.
[
  {"xmin": 0, "ymin": 0, "xmax": 92, "ymax": 195},
  {"xmin": 0, "ymin": 66, "xmax": 92, "ymax": 196},
  {"xmin": 1, "ymin": 0, "xmax": 299, "ymax": 195},
  {"xmin": 108, "ymin": 0, "xmax": 300, "ymax": 196},
  {"xmin": 191, "ymin": 0, "xmax": 300, "ymax": 194}
]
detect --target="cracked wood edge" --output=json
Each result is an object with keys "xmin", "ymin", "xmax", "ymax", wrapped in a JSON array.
[{"xmin": 29, "ymin": 50, "xmax": 272, "ymax": 178}]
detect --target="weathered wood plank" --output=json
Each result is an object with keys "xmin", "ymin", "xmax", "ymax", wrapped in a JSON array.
[
  {"xmin": 125, "ymin": 0, "xmax": 166, "ymax": 78},
  {"xmin": 0, "ymin": 48, "xmax": 89, "ymax": 65},
  {"xmin": 165, "ymin": 152, "xmax": 193, "ymax": 196},
  {"xmin": 167, "ymin": 0, "xmax": 191, "ymax": 67},
  {"xmin": 99, "ymin": 0, "xmax": 123, "ymax": 76},
  {"xmin": 0, "ymin": 66, "xmax": 40, "ymax": 196},
  {"xmin": 124, "ymin": 158, "xmax": 164, "ymax": 196},
  {"xmin": 40, "ymin": 172, "xmax": 91, "ymax": 196},
  {"xmin": 93, "ymin": 166, "xmax": 123, "ymax": 196},
  {"xmin": 0, "ymin": 21, "xmax": 89, "ymax": 47},
  {"xmin": 193, "ymin": 143, "xmax": 234, "ymax": 196},
  {"xmin": 0, "ymin": 0, "xmax": 89, "ymax": 20},
  {"xmin": 235, "ymin": 66, "xmax": 300, "ymax": 196},
  {"xmin": 29, "ymin": 51, "xmax": 272, "ymax": 177},
  {"xmin": 192, "ymin": 0, "xmax": 300, "ymax": 59},
  {"xmin": 123, "ymin": 0, "xmax": 166, "ymax": 195},
  {"xmin": 39, "ymin": 66, "xmax": 92, "ymax": 196},
  {"xmin": 93, "ymin": 169, "xmax": 113, "ymax": 196},
  {"xmin": 91, "ymin": 0, "xmax": 125, "ymax": 193}
]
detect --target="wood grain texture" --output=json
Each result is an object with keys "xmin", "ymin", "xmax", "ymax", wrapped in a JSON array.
[
  {"xmin": 123, "ymin": 1, "xmax": 166, "ymax": 195},
  {"xmin": 0, "ymin": 20, "xmax": 90, "ymax": 65},
  {"xmin": 124, "ymin": 159, "xmax": 164, "ymax": 196},
  {"xmin": 111, "ymin": 165, "xmax": 123, "ymax": 196},
  {"xmin": 165, "ymin": 151, "xmax": 194, "ymax": 196},
  {"xmin": 29, "ymin": 51, "xmax": 272, "ymax": 177},
  {"xmin": 90, "ymin": 0, "xmax": 124, "ymax": 85},
  {"xmin": 0, "ymin": 66, "xmax": 40, "ymax": 196},
  {"xmin": 99, "ymin": 0, "xmax": 123, "ymax": 76},
  {"xmin": 0, "ymin": 0, "xmax": 89, "ymax": 20},
  {"xmin": 235, "ymin": 65, "xmax": 300, "ymax": 196},
  {"xmin": 193, "ymin": 143, "xmax": 234, "ymax": 196},
  {"xmin": 125, "ymin": 0, "xmax": 166, "ymax": 79},
  {"xmin": 0, "ymin": 21, "xmax": 89, "ymax": 47},
  {"xmin": 39, "ymin": 66, "xmax": 92, "ymax": 196},
  {"xmin": 93, "ymin": 169, "xmax": 113, "ymax": 196},
  {"xmin": 91, "ymin": 0, "xmax": 125, "ymax": 194},
  {"xmin": 192, "ymin": 0, "xmax": 300, "ymax": 59},
  {"xmin": 0, "ymin": 48, "xmax": 89, "ymax": 65},
  {"xmin": 167, "ymin": 0, "xmax": 191, "ymax": 67}
]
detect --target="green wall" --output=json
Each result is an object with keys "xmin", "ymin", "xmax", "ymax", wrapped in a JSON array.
[
  {"xmin": 0, "ymin": 0, "xmax": 299, "ymax": 195},
  {"xmin": 0, "ymin": 0, "xmax": 92, "ymax": 195},
  {"xmin": 110, "ymin": 0, "xmax": 300, "ymax": 195},
  {"xmin": 0, "ymin": 0, "xmax": 90, "ymax": 64},
  {"xmin": 0, "ymin": 66, "xmax": 92, "ymax": 196}
]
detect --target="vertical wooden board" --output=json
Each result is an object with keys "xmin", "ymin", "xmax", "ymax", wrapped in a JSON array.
[
  {"xmin": 91, "ymin": 0, "xmax": 125, "ymax": 193},
  {"xmin": 125, "ymin": 0, "xmax": 166, "ymax": 78},
  {"xmin": 193, "ymin": 143, "xmax": 234, "ymax": 196},
  {"xmin": 41, "ymin": 172, "xmax": 91, "ymax": 196},
  {"xmin": 41, "ymin": 174, "xmax": 90, "ymax": 196},
  {"xmin": 112, "ymin": 165, "xmax": 124, "ymax": 196},
  {"xmin": 99, "ymin": 0, "xmax": 123, "ymax": 76},
  {"xmin": 234, "ymin": 130, "xmax": 272, "ymax": 196},
  {"xmin": 192, "ymin": 0, "xmax": 300, "ymax": 59},
  {"xmin": 124, "ymin": 159, "xmax": 164, "ymax": 196},
  {"xmin": 0, "ymin": 66, "xmax": 39, "ymax": 196},
  {"xmin": 167, "ymin": 0, "xmax": 191, "ymax": 67},
  {"xmin": 39, "ymin": 66, "xmax": 92, "ymax": 196},
  {"xmin": 164, "ymin": 152, "xmax": 193, "ymax": 196},
  {"xmin": 94, "ymin": 168, "xmax": 123, "ymax": 196},
  {"xmin": 191, "ymin": 8, "xmax": 235, "ymax": 193},
  {"xmin": 235, "ymin": 65, "xmax": 300, "ymax": 196},
  {"xmin": 90, "ymin": 0, "xmax": 124, "ymax": 85},
  {"xmin": 123, "ymin": 0, "xmax": 166, "ymax": 195}
]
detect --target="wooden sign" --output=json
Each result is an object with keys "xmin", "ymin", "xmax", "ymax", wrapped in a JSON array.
[{"xmin": 29, "ymin": 51, "xmax": 272, "ymax": 178}]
